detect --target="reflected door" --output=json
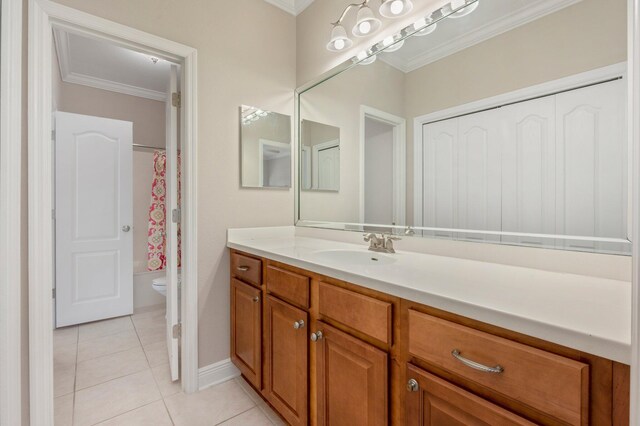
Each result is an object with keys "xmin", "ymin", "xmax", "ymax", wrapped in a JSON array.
[
  {"xmin": 555, "ymin": 79, "xmax": 627, "ymax": 251},
  {"xmin": 317, "ymin": 145, "xmax": 340, "ymax": 190},
  {"xmin": 55, "ymin": 112, "xmax": 133, "ymax": 327}
]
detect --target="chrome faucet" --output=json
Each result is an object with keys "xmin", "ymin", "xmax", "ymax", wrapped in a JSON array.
[{"xmin": 363, "ymin": 233, "xmax": 400, "ymax": 253}]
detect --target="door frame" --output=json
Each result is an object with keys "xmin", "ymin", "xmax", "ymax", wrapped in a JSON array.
[
  {"xmin": 0, "ymin": 0, "xmax": 23, "ymax": 425},
  {"xmin": 28, "ymin": 0, "xmax": 199, "ymax": 424},
  {"xmin": 359, "ymin": 105, "xmax": 406, "ymax": 226}
]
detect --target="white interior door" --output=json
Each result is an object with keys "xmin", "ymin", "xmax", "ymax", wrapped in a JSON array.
[
  {"xmin": 315, "ymin": 144, "xmax": 340, "ymax": 190},
  {"xmin": 55, "ymin": 112, "xmax": 133, "ymax": 327},
  {"xmin": 166, "ymin": 64, "xmax": 180, "ymax": 381}
]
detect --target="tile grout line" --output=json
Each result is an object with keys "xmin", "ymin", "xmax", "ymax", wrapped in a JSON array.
[{"xmin": 87, "ymin": 399, "xmax": 164, "ymax": 426}]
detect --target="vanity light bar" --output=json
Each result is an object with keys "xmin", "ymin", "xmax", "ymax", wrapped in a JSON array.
[
  {"xmin": 351, "ymin": 0, "xmax": 479, "ymax": 65},
  {"xmin": 241, "ymin": 109, "xmax": 270, "ymax": 125}
]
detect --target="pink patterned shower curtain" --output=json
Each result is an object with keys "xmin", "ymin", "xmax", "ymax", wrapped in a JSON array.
[{"xmin": 147, "ymin": 150, "xmax": 182, "ymax": 271}]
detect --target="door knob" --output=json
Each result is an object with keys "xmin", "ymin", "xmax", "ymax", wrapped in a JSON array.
[
  {"xmin": 122, "ymin": 225, "xmax": 131, "ymax": 232},
  {"xmin": 310, "ymin": 331, "xmax": 323, "ymax": 342},
  {"xmin": 293, "ymin": 320, "xmax": 305, "ymax": 330},
  {"xmin": 407, "ymin": 379, "xmax": 419, "ymax": 392}
]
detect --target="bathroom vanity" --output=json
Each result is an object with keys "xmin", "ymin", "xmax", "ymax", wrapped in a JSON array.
[{"xmin": 227, "ymin": 229, "xmax": 630, "ymax": 426}]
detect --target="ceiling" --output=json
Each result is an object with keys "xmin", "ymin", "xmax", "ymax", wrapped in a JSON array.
[
  {"xmin": 264, "ymin": 0, "xmax": 314, "ymax": 16},
  {"xmin": 379, "ymin": 0, "xmax": 582, "ymax": 73},
  {"xmin": 54, "ymin": 29, "xmax": 174, "ymax": 101}
]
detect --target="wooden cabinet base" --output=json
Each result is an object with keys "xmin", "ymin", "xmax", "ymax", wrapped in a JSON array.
[{"xmin": 229, "ymin": 250, "xmax": 630, "ymax": 426}]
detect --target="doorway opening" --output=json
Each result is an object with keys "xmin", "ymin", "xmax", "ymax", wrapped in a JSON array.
[
  {"xmin": 359, "ymin": 105, "xmax": 407, "ymax": 228},
  {"xmin": 28, "ymin": 2, "xmax": 198, "ymax": 423}
]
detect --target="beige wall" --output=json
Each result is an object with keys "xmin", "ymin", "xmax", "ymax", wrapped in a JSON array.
[{"xmin": 298, "ymin": 0, "xmax": 628, "ymax": 226}]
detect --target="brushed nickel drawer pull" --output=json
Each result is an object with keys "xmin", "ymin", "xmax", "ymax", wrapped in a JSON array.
[
  {"xmin": 451, "ymin": 349, "xmax": 504, "ymax": 374},
  {"xmin": 237, "ymin": 266, "xmax": 250, "ymax": 272}
]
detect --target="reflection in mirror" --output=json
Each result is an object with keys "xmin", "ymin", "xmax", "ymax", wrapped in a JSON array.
[
  {"xmin": 301, "ymin": 120, "xmax": 340, "ymax": 191},
  {"xmin": 298, "ymin": 0, "xmax": 631, "ymax": 254},
  {"xmin": 240, "ymin": 105, "xmax": 292, "ymax": 188}
]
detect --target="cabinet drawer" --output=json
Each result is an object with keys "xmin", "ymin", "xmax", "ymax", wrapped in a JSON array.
[
  {"xmin": 318, "ymin": 282, "xmax": 392, "ymax": 345},
  {"xmin": 265, "ymin": 265, "xmax": 310, "ymax": 309},
  {"xmin": 231, "ymin": 252, "xmax": 262, "ymax": 287},
  {"xmin": 408, "ymin": 310, "xmax": 589, "ymax": 425},
  {"xmin": 406, "ymin": 364, "xmax": 535, "ymax": 426}
]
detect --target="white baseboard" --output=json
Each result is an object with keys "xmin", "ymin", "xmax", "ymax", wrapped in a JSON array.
[{"xmin": 198, "ymin": 358, "xmax": 240, "ymax": 390}]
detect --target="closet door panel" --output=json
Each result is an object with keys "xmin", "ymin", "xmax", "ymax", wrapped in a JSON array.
[
  {"xmin": 556, "ymin": 79, "xmax": 626, "ymax": 250},
  {"xmin": 457, "ymin": 110, "xmax": 502, "ymax": 241},
  {"xmin": 422, "ymin": 118, "xmax": 458, "ymax": 238},
  {"xmin": 501, "ymin": 96, "xmax": 556, "ymax": 246}
]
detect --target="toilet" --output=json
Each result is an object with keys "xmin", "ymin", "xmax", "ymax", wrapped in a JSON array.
[{"xmin": 152, "ymin": 274, "xmax": 181, "ymax": 297}]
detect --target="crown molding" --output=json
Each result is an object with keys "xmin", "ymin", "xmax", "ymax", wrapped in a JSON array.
[
  {"xmin": 380, "ymin": 0, "xmax": 583, "ymax": 73},
  {"xmin": 264, "ymin": 0, "xmax": 314, "ymax": 16},
  {"xmin": 53, "ymin": 28, "xmax": 167, "ymax": 102}
]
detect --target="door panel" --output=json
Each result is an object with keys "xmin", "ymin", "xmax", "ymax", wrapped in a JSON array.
[
  {"xmin": 555, "ymin": 79, "xmax": 626, "ymax": 251},
  {"xmin": 264, "ymin": 295, "xmax": 308, "ymax": 426},
  {"xmin": 501, "ymin": 96, "xmax": 556, "ymax": 246},
  {"xmin": 423, "ymin": 118, "xmax": 458, "ymax": 238},
  {"xmin": 230, "ymin": 278, "xmax": 262, "ymax": 388},
  {"xmin": 405, "ymin": 364, "xmax": 535, "ymax": 426},
  {"xmin": 55, "ymin": 111, "xmax": 133, "ymax": 327},
  {"xmin": 457, "ymin": 110, "xmax": 502, "ymax": 242},
  {"xmin": 315, "ymin": 321, "xmax": 388, "ymax": 426}
]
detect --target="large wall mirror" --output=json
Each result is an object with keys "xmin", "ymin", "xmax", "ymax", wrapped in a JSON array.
[
  {"xmin": 241, "ymin": 105, "xmax": 292, "ymax": 188},
  {"xmin": 297, "ymin": 0, "xmax": 631, "ymax": 255}
]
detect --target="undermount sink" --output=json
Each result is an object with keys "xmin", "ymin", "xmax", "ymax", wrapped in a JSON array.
[{"xmin": 311, "ymin": 249, "xmax": 397, "ymax": 266}]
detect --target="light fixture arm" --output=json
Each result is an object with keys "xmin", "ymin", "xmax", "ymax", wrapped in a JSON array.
[{"xmin": 331, "ymin": 0, "xmax": 369, "ymax": 25}]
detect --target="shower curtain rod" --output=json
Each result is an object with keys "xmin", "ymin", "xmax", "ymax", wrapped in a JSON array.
[{"xmin": 133, "ymin": 143, "xmax": 165, "ymax": 151}]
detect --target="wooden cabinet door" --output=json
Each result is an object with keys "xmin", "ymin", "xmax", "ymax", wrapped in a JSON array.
[
  {"xmin": 405, "ymin": 364, "xmax": 535, "ymax": 426},
  {"xmin": 315, "ymin": 321, "xmax": 388, "ymax": 426},
  {"xmin": 264, "ymin": 295, "xmax": 309, "ymax": 426},
  {"xmin": 230, "ymin": 278, "xmax": 262, "ymax": 389}
]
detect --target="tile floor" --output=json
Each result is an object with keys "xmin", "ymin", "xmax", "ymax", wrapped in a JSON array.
[{"xmin": 54, "ymin": 307, "xmax": 284, "ymax": 425}]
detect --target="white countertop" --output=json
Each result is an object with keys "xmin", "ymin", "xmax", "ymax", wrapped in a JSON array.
[{"xmin": 227, "ymin": 227, "xmax": 631, "ymax": 364}]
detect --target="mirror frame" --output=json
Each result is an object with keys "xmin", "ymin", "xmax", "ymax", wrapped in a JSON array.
[{"xmin": 294, "ymin": 0, "xmax": 633, "ymax": 254}]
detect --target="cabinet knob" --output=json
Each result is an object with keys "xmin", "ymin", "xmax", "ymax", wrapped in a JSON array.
[
  {"xmin": 293, "ymin": 320, "xmax": 305, "ymax": 330},
  {"xmin": 407, "ymin": 379, "xmax": 419, "ymax": 392},
  {"xmin": 310, "ymin": 331, "xmax": 323, "ymax": 342},
  {"xmin": 252, "ymin": 296, "xmax": 260, "ymax": 303}
]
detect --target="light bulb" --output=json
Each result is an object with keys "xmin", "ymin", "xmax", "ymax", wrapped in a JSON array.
[
  {"xmin": 358, "ymin": 21, "xmax": 371, "ymax": 34},
  {"xmin": 390, "ymin": 0, "xmax": 404, "ymax": 15},
  {"xmin": 334, "ymin": 39, "xmax": 345, "ymax": 50}
]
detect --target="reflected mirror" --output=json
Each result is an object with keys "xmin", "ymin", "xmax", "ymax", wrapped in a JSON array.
[
  {"xmin": 241, "ymin": 105, "xmax": 292, "ymax": 188},
  {"xmin": 298, "ymin": 0, "xmax": 631, "ymax": 254},
  {"xmin": 301, "ymin": 119, "xmax": 341, "ymax": 191}
]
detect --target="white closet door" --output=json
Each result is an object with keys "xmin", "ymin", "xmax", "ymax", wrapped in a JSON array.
[
  {"xmin": 555, "ymin": 79, "xmax": 626, "ymax": 250},
  {"xmin": 55, "ymin": 112, "xmax": 133, "ymax": 327},
  {"xmin": 422, "ymin": 118, "xmax": 458, "ymax": 238},
  {"xmin": 457, "ymin": 109, "xmax": 502, "ymax": 242},
  {"xmin": 501, "ymin": 96, "xmax": 556, "ymax": 246}
]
